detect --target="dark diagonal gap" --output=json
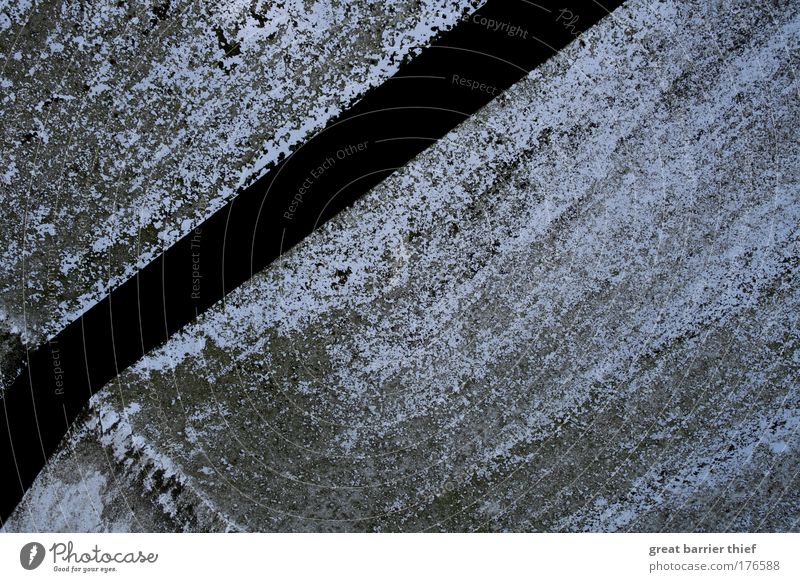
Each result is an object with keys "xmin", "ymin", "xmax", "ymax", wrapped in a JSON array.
[{"xmin": 0, "ymin": 0, "xmax": 624, "ymax": 522}]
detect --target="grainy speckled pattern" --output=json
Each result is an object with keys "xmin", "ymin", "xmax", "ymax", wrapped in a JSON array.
[
  {"xmin": 4, "ymin": 0, "xmax": 800, "ymax": 531},
  {"xmin": 0, "ymin": 0, "xmax": 481, "ymax": 348}
]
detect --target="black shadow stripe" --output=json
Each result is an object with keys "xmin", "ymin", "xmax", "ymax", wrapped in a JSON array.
[{"xmin": 0, "ymin": 0, "xmax": 624, "ymax": 523}]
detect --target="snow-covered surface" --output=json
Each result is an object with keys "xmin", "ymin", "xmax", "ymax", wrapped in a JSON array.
[
  {"xmin": 4, "ymin": 0, "xmax": 800, "ymax": 531},
  {"xmin": 0, "ymin": 0, "xmax": 482, "ymax": 347}
]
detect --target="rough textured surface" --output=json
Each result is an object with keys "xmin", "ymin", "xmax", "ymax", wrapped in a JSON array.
[
  {"xmin": 4, "ymin": 0, "xmax": 800, "ymax": 531},
  {"xmin": 0, "ymin": 0, "xmax": 481, "ymax": 350}
]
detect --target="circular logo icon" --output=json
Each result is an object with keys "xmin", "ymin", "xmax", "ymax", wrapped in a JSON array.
[{"xmin": 20, "ymin": 542, "xmax": 46, "ymax": 570}]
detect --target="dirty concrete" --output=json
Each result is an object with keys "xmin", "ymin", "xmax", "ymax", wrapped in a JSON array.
[
  {"xmin": 0, "ymin": 0, "xmax": 481, "ymax": 352},
  {"xmin": 3, "ymin": 0, "xmax": 800, "ymax": 531}
]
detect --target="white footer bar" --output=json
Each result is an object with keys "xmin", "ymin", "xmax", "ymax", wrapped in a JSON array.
[{"xmin": 2, "ymin": 533, "xmax": 798, "ymax": 581}]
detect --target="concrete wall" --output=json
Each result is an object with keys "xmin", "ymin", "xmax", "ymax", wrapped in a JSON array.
[{"xmin": 3, "ymin": 0, "xmax": 799, "ymax": 531}]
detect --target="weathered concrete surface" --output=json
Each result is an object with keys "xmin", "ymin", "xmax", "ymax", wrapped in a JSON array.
[
  {"xmin": 0, "ymin": 0, "xmax": 481, "ymax": 356},
  {"xmin": 5, "ymin": 0, "xmax": 800, "ymax": 531}
]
